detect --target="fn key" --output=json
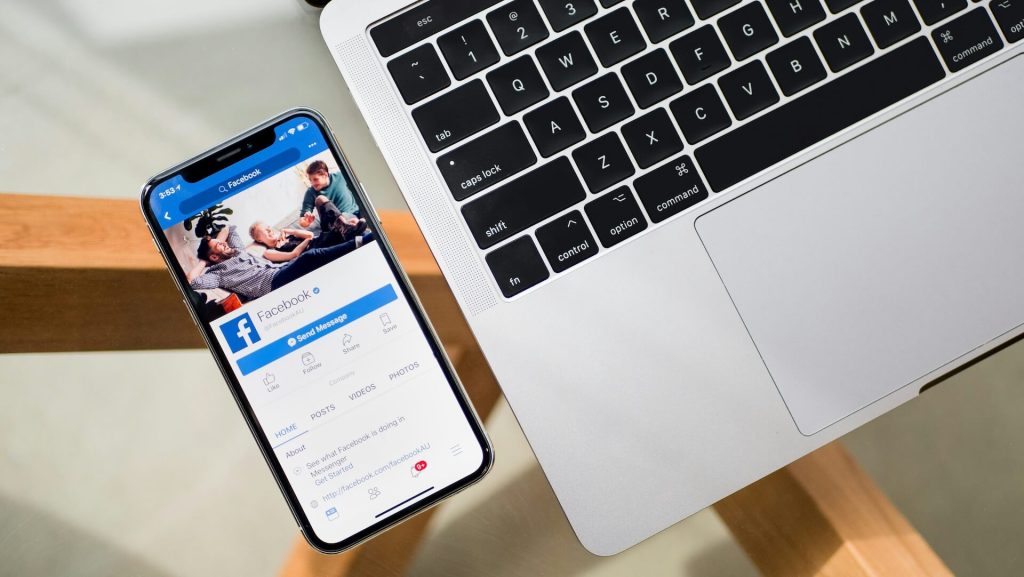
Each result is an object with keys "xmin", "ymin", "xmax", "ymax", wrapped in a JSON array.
[{"xmin": 486, "ymin": 236, "xmax": 550, "ymax": 297}]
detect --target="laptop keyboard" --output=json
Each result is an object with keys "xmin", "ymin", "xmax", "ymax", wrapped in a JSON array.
[{"xmin": 370, "ymin": 0, "xmax": 1016, "ymax": 298}]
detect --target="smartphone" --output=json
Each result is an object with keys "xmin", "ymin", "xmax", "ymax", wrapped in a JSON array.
[{"xmin": 140, "ymin": 109, "xmax": 492, "ymax": 552}]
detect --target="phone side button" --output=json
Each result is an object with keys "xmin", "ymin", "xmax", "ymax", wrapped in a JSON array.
[
  {"xmin": 359, "ymin": 182, "xmax": 380, "ymax": 223},
  {"xmin": 182, "ymin": 298, "xmax": 201, "ymax": 329}
]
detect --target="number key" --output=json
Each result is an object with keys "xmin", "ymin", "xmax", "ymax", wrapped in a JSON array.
[
  {"xmin": 438, "ymin": 20, "xmax": 500, "ymax": 80},
  {"xmin": 539, "ymin": 0, "xmax": 599, "ymax": 31},
  {"xmin": 488, "ymin": 0, "xmax": 550, "ymax": 56}
]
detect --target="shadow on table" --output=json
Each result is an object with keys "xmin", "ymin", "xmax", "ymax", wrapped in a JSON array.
[
  {"xmin": 0, "ymin": 493, "xmax": 176, "ymax": 577},
  {"xmin": 407, "ymin": 464, "xmax": 752, "ymax": 577}
]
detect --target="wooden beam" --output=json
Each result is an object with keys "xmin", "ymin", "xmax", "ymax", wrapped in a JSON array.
[
  {"xmin": 0, "ymin": 193, "xmax": 470, "ymax": 353},
  {"xmin": 713, "ymin": 442, "xmax": 952, "ymax": 577}
]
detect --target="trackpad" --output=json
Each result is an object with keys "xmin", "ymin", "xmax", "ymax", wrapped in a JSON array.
[{"xmin": 695, "ymin": 56, "xmax": 1024, "ymax": 435}]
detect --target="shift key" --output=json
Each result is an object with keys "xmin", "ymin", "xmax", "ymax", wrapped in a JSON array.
[
  {"xmin": 462, "ymin": 157, "xmax": 587, "ymax": 248},
  {"xmin": 412, "ymin": 80, "xmax": 500, "ymax": 152},
  {"xmin": 437, "ymin": 122, "xmax": 537, "ymax": 201}
]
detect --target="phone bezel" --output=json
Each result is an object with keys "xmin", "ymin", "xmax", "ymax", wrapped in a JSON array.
[{"xmin": 139, "ymin": 107, "xmax": 493, "ymax": 553}]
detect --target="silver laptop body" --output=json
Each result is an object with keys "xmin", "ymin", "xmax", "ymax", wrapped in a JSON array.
[{"xmin": 321, "ymin": 0, "xmax": 1024, "ymax": 554}]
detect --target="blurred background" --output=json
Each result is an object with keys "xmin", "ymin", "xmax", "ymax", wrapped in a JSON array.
[{"xmin": 1, "ymin": 0, "xmax": 1021, "ymax": 575}]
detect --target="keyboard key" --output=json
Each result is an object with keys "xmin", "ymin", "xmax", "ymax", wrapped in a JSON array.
[
  {"xmin": 536, "ymin": 32, "xmax": 600, "ymax": 90},
  {"xmin": 621, "ymin": 48, "xmax": 684, "ymax": 108},
  {"xmin": 621, "ymin": 108, "xmax": 684, "ymax": 168},
  {"xmin": 689, "ymin": 0, "xmax": 742, "ymax": 19},
  {"xmin": 412, "ymin": 80, "xmax": 500, "ymax": 152},
  {"xmin": 823, "ymin": 0, "xmax": 864, "ymax": 12},
  {"xmin": 765, "ymin": 0, "xmax": 827, "ymax": 36},
  {"xmin": 912, "ymin": 0, "xmax": 968, "ymax": 23},
  {"xmin": 437, "ymin": 122, "xmax": 538, "ymax": 200},
  {"xmin": 991, "ymin": 0, "xmax": 1024, "ymax": 43},
  {"xmin": 670, "ymin": 25, "xmax": 732, "ymax": 84},
  {"xmin": 539, "ymin": 0, "xmax": 599, "ymax": 31},
  {"xmin": 585, "ymin": 7, "xmax": 648, "ymax": 66},
  {"xmin": 633, "ymin": 0, "xmax": 696, "ymax": 43},
  {"xmin": 485, "ymin": 236, "xmax": 550, "ymax": 297},
  {"xmin": 524, "ymin": 97, "xmax": 587, "ymax": 156},
  {"xmin": 814, "ymin": 13, "xmax": 875, "ymax": 71},
  {"xmin": 371, "ymin": 0, "xmax": 504, "ymax": 58},
  {"xmin": 572, "ymin": 73, "xmax": 636, "ymax": 132},
  {"xmin": 932, "ymin": 8, "xmax": 1004, "ymax": 71},
  {"xmin": 536, "ymin": 211, "xmax": 600, "ymax": 272},
  {"xmin": 584, "ymin": 187, "xmax": 649, "ymax": 247},
  {"xmin": 572, "ymin": 132, "xmax": 636, "ymax": 192},
  {"xmin": 861, "ymin": 0, "xmax": 921, "ymax": 48},
  {"xmin": 695, "ymin": 37, "xmax": 945, "ymax": 191},
  {"xmin": 766, "ymin": 36, "xmax": 828, "ymax": 95},
  {"xmin": 669, "ymin": 85, "xmax": 732, "ymax": 144},
  {"xmin": 387, "ymin": 44, "xmax": 452, "ymax": 105},
  {"xmin": 487, "ymin": 55, "xmax": 550, "ymax": 114},
  {"xmin": 718, "ymin": 60, "xmax": 780, "ymax": 120},
  {"xmin": 438, "ymin": 20, "xmax": 501, "ymax": 80},
  {"xmin": 462, "ymin": 157, "xmax": 587, "ymax": 248},
  {"xmin": 718, "ymin": 2, "xmax": 780, "ymax": 61},
  {"xmin": 634, "ymin": 155, "xmax": 709, "ymax": 222},
  {"xmin": 488, "ymin": 0, "xmax": 550, "ymax": 56},
  {"xmin": 601, "ymin": 0, "xmax": 627, "ymax": 6}
]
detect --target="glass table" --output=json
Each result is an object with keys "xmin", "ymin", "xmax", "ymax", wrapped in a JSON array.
[{"xmin": 2, "ymin": 1, "xmax": 1021, "ymax": 575}]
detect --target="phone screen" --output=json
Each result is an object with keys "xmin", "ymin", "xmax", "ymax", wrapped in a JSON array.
[{"xmin": 145, "ymin": 113, "xmax": 489, "ymax": 548}]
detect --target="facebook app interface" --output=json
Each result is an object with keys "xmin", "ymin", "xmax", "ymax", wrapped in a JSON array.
[{"xmin": 151, "ymin": 117, "xmax": 484, "ymax": 543}]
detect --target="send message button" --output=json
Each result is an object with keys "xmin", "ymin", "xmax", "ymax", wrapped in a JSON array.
[{"xmin": 236, "ymin": 284, "xmax": 398, "ymax": 375}]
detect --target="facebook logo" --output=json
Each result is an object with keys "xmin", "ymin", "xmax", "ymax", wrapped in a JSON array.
[{"xmin": 220, "ymin": 313, "xmax": 261, "ymax": 353}]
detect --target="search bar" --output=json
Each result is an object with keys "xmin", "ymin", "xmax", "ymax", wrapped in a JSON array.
[{"xmin": 179, "ymin": 147, "xmax": 301, "ymax": 215}]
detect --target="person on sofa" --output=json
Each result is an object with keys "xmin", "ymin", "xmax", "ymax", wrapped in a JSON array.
[
  {"xmin": 298, "ymin": 160, "xmax": 360, "ymax": 227},
  {"xmin": 186, "ymin": 224, "xmax": 371, "ymax": 300},
  {"xmin": 253, "ymin": 196, "xmax": 366, "ymax": 263}
]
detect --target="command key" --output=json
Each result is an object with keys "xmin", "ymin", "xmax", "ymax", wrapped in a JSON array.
[{"xmin": 932, "ymin": 8, "xmax": 1004, "ymax": 72}]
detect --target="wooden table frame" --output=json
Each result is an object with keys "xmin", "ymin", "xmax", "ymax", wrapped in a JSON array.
[{"xmin": 0, "ymin": 193, "xmax": 951, "ymax": 577}]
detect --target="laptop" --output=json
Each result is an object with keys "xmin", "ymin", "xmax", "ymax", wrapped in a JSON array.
[{"xmin": 320, "ymin": 0, "xmax": 1024, "ymax": 555}]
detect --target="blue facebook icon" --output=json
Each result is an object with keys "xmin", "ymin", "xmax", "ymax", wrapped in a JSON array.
[{"xmin": 221, "ymin": 313, "xmax": 261, "ymax": 353}]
